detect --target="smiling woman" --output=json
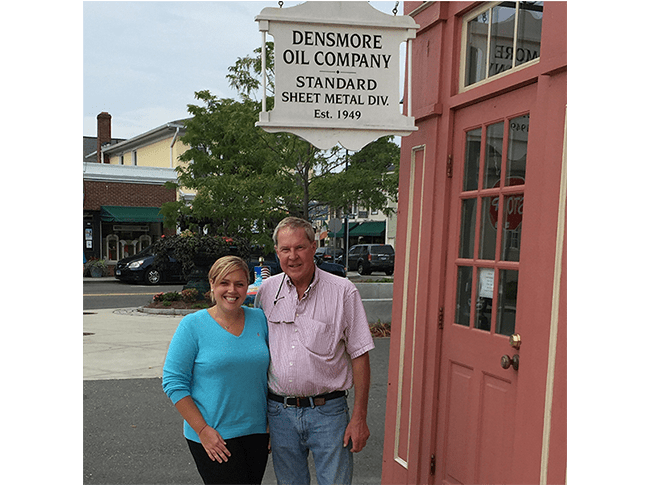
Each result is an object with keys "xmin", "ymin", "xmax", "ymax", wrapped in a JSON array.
[{"xmin": 162, "ymin": 254, "xmax": 270, "ymax": 485}]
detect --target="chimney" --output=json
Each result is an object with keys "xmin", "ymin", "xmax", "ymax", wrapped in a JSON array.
[{"xmin": 97, "ymin": 112, "xmax": 112, "ymax": 163}]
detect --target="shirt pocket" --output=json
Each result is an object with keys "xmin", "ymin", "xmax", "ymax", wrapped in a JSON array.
[{"xmin": 298, "ymin": 318, "xmax": 334, "ymax": 356}]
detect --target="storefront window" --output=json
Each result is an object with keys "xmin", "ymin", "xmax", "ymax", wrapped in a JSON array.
[
  {"xmin": 106, "ymin": 234, "xmax": 119, "ymax": 261},
  {"xmin": 462, "ymin": 2, "xmax": 543, "ymax": 89},
  {"xmin": 121, "ymin": 239, "xmax": 138, "ymax": 259},
  {"xmin": 102, "ymin": 224, "xmax": 161, "ymax": 261},
  {"xmin": 138, "ymin": 234, "xmax": 152, "ymax": 251}
]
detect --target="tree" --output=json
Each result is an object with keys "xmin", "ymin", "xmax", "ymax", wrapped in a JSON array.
[
  {"xmin": 161, "ymin": 92, "xmax": 293, "ymax": 248},
  {"xmin": 311, "ymin": 136, "xmax": 400, "ymax": 218},
  {"xmin": 162, "ymin": 42, "xmax": 399, "ymax": 248}
]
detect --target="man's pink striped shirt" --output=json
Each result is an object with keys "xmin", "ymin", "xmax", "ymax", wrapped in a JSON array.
[{"xmin": 255, "ymin": 267, "xmax": 374, "ymax": 397}]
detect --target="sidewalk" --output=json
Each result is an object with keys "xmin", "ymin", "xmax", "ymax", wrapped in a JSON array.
[
  {"xmin": 84, "ymin": 276, "xmax": 119, "ymax": 282},
  {"xmin": 83, "ymin": 308, "xmax": 389, "ymax": 484},
  {"xmin": 83, "ymin": 308, "xmax": 181, "ymax": 380}
]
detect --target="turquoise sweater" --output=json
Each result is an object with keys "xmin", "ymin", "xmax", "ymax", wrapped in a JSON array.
[{"xmin": 162, "ymin": 307, "xmax": 269, "ymax": 442}]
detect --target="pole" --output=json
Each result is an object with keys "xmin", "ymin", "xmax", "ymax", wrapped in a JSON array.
[
  {"xmin": 344, "ymin": 216, "xmax": 349, "ymax": 272},
  {"xmin": 344, "ymin": 149, "xmax": 349, "ymax": 272}
]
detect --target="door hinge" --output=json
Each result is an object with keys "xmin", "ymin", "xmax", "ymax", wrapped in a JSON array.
[
  {"xmin": 430, "ymin": 454, "xmax": 436, "ymax": 475},
  {"xmin": 446, "ymin": 154, "xmax": 453, "ymax": 178},
  {"xmin": 438, "ymin": 307, "xmax": 444, "ymax": 329}
]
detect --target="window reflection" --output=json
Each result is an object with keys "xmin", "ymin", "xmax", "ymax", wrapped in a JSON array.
[
  {"xmin": 483, "ymin": 122, "xmax": 503, "ymax": 189},
  {"xmin": 515, "ymin": 2, "xmax": 544, "ymax": 68},
  {"xmin": 489, "ymin": 3, "xmax": 517, "ymax": 77},
  {"xmin": 506, "ymin": 114, "xmax": 529, "ymax": 184},
  {"xmin": 463, "ymin": 128, "xmax": 482, "ymax": 191},
  {"xmin": 475, "ymin": 267, "xmax": 494, "ymax": 331},
  {"xmin": 465, "ymin": 13, "xmax": 489, "ymax": 86},
  {"xmin": 455, "ymin": 266, "xmax": 473, "ymax": 326},
  {"xmin": 479, "ymin": 197, "xmax": 497, "ymax": 260},
  {"xmin": 497, "ymin": 269, "xmax": 518, "ymax": 335},
  {"xmin": 459, "ymin": 198, "xmax": 477, "ymax": 259},
  {"xmin": 501, "ymin": 194, "xmax": 524, "ymax": 262}
]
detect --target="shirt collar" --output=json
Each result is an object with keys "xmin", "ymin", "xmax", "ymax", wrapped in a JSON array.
[{"xmin": 284, "ymin": 266, "xmax": 321, "ymax": 301}]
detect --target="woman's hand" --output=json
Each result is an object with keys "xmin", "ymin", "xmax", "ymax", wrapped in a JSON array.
[{"xmin": 199, "ymin": 425, "xmax": 231, "ymax": 463}]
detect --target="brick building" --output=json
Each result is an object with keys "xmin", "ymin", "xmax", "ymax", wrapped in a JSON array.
[{"xmin": 83, "ymin": 112, "xmax": 188, "ymax": 273}]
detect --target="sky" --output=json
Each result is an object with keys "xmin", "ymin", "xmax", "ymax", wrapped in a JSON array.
[{"xmin": 84, "ymin": 0, "xmax": 403, "ymax": 140}]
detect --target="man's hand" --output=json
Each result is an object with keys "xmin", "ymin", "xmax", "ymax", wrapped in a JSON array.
[
  {"xmin": 343, "ymin": 415, "xmax": 370, "ymax": 452},
  {"xmin": 344, "ymin": 352, "xmax": 372, "ymax": 452}
]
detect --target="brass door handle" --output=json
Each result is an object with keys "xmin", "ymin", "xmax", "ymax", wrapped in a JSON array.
[
  {"xmin": 509, "ymin": 333, "xmax": 522, "ymax": 349},
  {"xmin": 500, "ymin": 354, "xmax": 519, "ymax": 371}
]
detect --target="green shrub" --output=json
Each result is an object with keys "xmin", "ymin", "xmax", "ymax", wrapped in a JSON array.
[{"xmin": 153, "ymin": 291, "xmax": 183, "ymax": 303}]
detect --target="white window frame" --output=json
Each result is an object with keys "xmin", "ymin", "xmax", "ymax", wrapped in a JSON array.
[
  {"xmin": 459, "ymin": 1, "xmax": 542, "ymax": 93},
  {"xmin": 105, "ymin": 234, "xmax": 119, "ymax": 262}
]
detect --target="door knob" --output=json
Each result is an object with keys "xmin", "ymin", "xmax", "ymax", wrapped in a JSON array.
[
  {"xmin": 500, "ymin": 354, "xmax": 519, "ymax": 371},
  {"xmin": 509, "ymin": 333, "xmax": 522, "ymax": 349}
]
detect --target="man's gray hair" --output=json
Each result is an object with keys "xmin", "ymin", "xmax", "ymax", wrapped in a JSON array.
[{"xmin": 273, "ymin": 217, "xmax": 315, "ymax": 246}]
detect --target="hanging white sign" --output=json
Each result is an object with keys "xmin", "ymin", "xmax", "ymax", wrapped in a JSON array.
[{"xmin": 255, "ymin": 1, "xmax": 418, "ymax": 150}]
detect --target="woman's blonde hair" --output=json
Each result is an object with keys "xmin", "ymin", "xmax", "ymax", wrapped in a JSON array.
[{"xmin": 208, "ymin": 255, "xmax": 250, "ymax": 303}]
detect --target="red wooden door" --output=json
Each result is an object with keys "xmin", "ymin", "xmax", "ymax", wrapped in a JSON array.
[{"xmin": 435, "ymin": 84, "xmax": 538, "ymax": 484}]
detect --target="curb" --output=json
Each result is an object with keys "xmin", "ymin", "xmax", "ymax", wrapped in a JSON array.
[{"xmin": 136, "ymin": 306, "xmax": 200, "ymax": 316}]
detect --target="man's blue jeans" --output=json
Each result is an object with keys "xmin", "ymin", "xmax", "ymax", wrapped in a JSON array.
[{"xmin": 267, "ymin": 396, "xmax": 353, "ymax": 485}]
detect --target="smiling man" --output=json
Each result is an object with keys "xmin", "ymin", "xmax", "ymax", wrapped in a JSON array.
[{"xmin": 255, "ymin": 217, "xmax": 374, "ymax": 485}]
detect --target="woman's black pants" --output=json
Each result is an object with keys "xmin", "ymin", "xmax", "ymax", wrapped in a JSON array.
[{"xmin": 186, "ymin": 433, "xmax": 269, "ymax": 485}]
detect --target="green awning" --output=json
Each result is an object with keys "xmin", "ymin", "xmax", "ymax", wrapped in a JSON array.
[
  {"xmin": 328, "ymin": 223, "xmax": 358, "ymax": 238},
  {"xmin": 100, "ymin": 206, "xmax": 164, "ymax": 223},
  {"xmin": 348, "ymin": 221, "xmax": 386, "ymax": 237}
]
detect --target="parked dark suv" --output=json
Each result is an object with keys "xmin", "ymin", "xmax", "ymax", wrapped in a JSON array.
[
  {"xmin": 314, "ymin": 247, "xmax": 343, "ymax": 264},
  {"xmin": 348, "ymin": 244, "xmax": 395, "ymax": 275}
]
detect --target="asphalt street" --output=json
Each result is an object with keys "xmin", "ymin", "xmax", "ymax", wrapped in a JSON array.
[{"xmin": 83, "ymin": 279, "xmax": 184, "ymax": 310}]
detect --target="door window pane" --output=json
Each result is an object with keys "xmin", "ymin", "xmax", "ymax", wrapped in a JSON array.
[
  {"xmin": 483, "ymin": 122, "xmax": 503, "ymax": 189},
  {"xmin": 506, "ymin": 114, "xmax": 529, "ymax": 184},
  {"xmin": 463, "ymin": 128, "xmax": 482, "ymax": 191},
  {"xmin": 455, "ymin": 266, "xmax": 473, "ymax": 326},
  {"xmin": 459, "ymin": 199, "xmax": 476, "ymax": 259},
  {"xmin": 475, "ymin": 267, "xmax": 494, "ymax": 331},
  {"xmin": 496, "ymin": 269, "xmax": 518, "ymax": 335},
  {"xmin": 501, "ymin": 193, "xmax": 524, "ymax": 262},
  {"xmin": 479, "ymin": 197, "xmax": 497, "ymax": 260}
]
